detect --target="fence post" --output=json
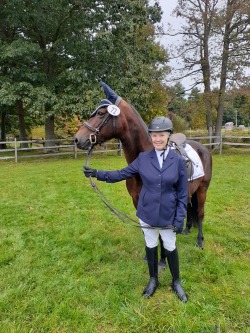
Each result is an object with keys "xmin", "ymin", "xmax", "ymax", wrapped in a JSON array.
[
  {"xmin": 74, "ymin": 141, "xmax": 78, "ymax": 159},
  {"xmin": 117, "ymin": 140, "xmax": 122, "ymax": 156},
  {"xmin": 219, "ymin": 133, "xmax": 223, "ymax": 155},
  {"xmin": 14, "ymin": 138, "xmax": 18, "ymax": 163},
  {"xmin": 209, "ymin": 126, "xmax": 213, "ymax": 149}
]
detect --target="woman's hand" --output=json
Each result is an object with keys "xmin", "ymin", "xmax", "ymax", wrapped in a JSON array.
[
  {"xmin": 83, "ymin": 166, "xmax": 97, "ymax": 178},
  {"xmin": 173, "ymin": 227, "xmax": 183, "ymax": 234}
]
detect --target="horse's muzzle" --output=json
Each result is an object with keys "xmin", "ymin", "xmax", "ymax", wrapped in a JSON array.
[{"xmin": 74, "ymin": 136, "xmax": 90, "ymax": 150}]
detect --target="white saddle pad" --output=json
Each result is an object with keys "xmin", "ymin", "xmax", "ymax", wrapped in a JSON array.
[{"xmin": 184, "ymin": 144, "xmax": 205, "ymax": 181}]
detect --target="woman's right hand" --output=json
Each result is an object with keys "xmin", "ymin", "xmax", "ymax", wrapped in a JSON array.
[{"xmin": 83, "ymin": 166, "xmax": 97, "ymax": 178}]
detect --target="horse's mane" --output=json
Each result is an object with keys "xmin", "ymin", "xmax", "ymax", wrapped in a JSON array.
[{"xmin": 128, "ymin": 102, "xmax": 150, "ymax": 135}]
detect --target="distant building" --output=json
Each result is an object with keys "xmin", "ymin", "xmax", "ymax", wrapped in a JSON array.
[
  {"xmin": 238, "ymin": 125, "xmax": 245, "ymax": 130},
  {"xmin": 225, "ymin": 122, "xmax": 234, "ymax": 130}
]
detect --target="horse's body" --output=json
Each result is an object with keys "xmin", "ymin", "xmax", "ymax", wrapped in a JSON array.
[{"xmin": 74, "ymin": 83, "xmax": 212, "ymax": 248}]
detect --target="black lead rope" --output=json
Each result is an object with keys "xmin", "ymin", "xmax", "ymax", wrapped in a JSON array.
[
  {"xmin": 84, "ymin": 146, "xmax": 175, "ymax": 231},
  {"xmin": 85, "ymin": 146, "xmax": 138, "ymax": 227}
]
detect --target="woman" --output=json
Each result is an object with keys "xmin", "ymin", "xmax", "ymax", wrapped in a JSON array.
[{"xmin": 84, "ymin": 116, "xmax": 188, "ymax": 302}]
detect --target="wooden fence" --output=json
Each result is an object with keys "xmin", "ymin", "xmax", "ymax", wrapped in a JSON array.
[
  {"xmin": 187, "ymin": 135, "xmax": 250, "ymax": 155},
  {"xmin": 0, "ymin": 138, "xmax": 122, "ymax": 162},
  {"xmin": 0, "ymin": 135, "xmax": 249, "ymax": 162}
]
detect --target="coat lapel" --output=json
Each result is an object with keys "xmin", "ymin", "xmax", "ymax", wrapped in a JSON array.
[
  {"xmin": 149, "ymin": 150, "xmax": 161, "ymax": 171},
  {"xmin": 161, "ymin": 149, "xmax": 175, "ymax": 172}
]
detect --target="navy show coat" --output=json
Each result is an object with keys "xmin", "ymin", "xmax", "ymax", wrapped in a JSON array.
[{"xmin": 97, "ymin": 149, "xmax": 188, "ymax": 228}]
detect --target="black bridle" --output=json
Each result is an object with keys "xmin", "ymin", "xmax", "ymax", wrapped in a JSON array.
[{"xmin": 83, "ymin": 111, "xmax": 116, "ymax": 145}]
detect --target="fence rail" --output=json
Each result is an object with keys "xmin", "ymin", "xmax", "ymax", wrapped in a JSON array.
[
  {"xmin": 0, "ymin": 135, "xmax": 249, "ymax": 162},
  {"xmin": 187, "ymin": 135, "xmax": 250, "ymax": 155},
  {"xmin": 0, "ymin": 138, "xmax": 122, "ymax": 162}
]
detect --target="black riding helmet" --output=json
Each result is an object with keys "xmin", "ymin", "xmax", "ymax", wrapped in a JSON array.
[{"xmin": 148, "ymin": 116, "xmax": 173, "ymax": 133}]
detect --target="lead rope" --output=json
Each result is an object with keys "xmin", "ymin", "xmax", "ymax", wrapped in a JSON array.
[
  {"xmin": 85, "ymin": 146, "xmax": 141, "ymax": 227},
  {"xmin": 84, "ymin": 146, "xmax": 174, "ymax": 230}
]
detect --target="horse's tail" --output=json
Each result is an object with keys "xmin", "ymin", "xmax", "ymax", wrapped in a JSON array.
[{"xmin": 186, "ymin": 191, "xmax": 199, "ymax": 228}]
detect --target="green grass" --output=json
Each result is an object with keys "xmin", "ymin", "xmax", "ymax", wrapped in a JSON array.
[{"xmin": 0, "ymin": 154, "xmax": 249, "ymax": 333}]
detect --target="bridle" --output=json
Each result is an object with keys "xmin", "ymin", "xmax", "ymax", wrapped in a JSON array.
[{"xmin": 82, "ymin": 110, "xmax": 116, "ymax": 145}]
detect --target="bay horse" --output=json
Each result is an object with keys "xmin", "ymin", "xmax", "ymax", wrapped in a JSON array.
[{"xmin": 74, "ymin": 82, "xmax": 212, "ymax": 249}]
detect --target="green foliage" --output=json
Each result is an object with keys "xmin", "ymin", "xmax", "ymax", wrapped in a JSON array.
[
  {"xmin": 0, "ymin": 154, "xmax": 249, "ymax": 332},
  {"xmin": 167, "ymin": 83, "xmax": 186, "ymax": 114},
  {"xmin": 222, "ymin": 93, "xmax": 250, "ymax": 126},
  {"xmin": 0, "ymin": 0, "xmax": 170, "ymax": 141},
  {"xmin": 173, "ymin": 114, "xmax": 189, "ymax": 132},
  {"xmin": 190, "ymin": 108, "xmax": 207, "ymax": 130},
  {"xmin": 223, "ymin": 106, "xmax": 248, "ymax": 126},
  {"xmin": 0, "ymin": 1, "xmax": 167, "ymax": 108},
  {"xmin": 31, "ymin": 126, "xmax": 45, "ymax": 139}
]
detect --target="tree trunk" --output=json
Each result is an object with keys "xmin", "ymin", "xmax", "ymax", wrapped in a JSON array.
[
  {"xmin": 215, "ymin": 43, "xmax": 229, "ymax": 139},
  {"xmin": 17, "ymin": 100, "xmax": 28, "ymax": 149},
  {"xmin": 0, "ymin": 110, "xmax": 7, "ymax": 149},
  {"xmin": 202, "ymin": 53, "xmax": 213, "ymax": 134},
  {"xmin": 215, "ymin": 0, "xmax": 232, "ymax": 140},
  {"xmin": 45, "ymin": 114, "xmax": 56, "ymax": 150},
  {"xmin": 204, "ymin": 93, "xmax": 213, "ymax": 135},
  {"xmin": 202, "ymin": 1, "xmax": 213, "ymax": 134}
]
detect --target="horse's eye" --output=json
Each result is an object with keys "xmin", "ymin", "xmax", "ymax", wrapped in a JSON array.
[{"xmin": 97, "ymin": 111, "xmax": 105, "ymax": 117}]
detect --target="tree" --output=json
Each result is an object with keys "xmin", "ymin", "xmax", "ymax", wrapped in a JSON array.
[
  {"xmin": 0, "ymin": 0, "xmax": 169, "ymax": 144},
  {"xmin": 165, "ymin": 83, "xmax": 186, "ymax": 118},
  {"xmin": 223, "ymin": 89, "xmax": 250, "ymax": 126},
  {"xmin": 214, "ymin": 0, "xmax": 250, "ymax": 137},
  {"xmin": 0, "ymin": 1, "xmax": 43, "ymax": 147},
  {"xmin": 164, "ymin": 0, "xmax": 250, "ymax": 135},
  {"xmin": 164, "ymin": 0, "xmax": 218, "ymax": 132}
]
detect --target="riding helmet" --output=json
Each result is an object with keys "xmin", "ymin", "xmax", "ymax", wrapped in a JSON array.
[{"xmin": 148, "ymin": 117, "xmax": 173, "ymax": 133}]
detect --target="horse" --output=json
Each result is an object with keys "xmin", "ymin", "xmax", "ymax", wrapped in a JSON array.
[{"xmin": 74, "ymin": 82, "xmax": 212, "ymax": 249}]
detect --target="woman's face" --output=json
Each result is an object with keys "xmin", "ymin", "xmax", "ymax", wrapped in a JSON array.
[{"xmin": 150, "ymin": 131, "xmax": 170, "ymax": 151}]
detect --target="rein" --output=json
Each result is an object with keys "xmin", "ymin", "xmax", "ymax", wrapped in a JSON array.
[{"xmin": 85, "ymin": 145, "xmax": 175, "ymax": 230}]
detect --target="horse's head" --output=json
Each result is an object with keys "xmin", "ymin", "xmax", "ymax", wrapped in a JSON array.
[{"xmin": 74, "ymin": 82, "xmax": 125, "ymax": 150}]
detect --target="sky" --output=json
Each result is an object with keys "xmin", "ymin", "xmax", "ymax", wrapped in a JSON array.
[
  {"xmin": 158, "ymin": 0, "xmax": 177, "ymax": 27},
  {"xmin": 154, "ymin": 0, "xmax": 195, "ymax": 91}
]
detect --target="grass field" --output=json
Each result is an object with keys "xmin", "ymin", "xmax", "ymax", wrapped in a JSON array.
[{"xmin": 0, "ymin": 154, "xmax": 249, "ymax": 333}]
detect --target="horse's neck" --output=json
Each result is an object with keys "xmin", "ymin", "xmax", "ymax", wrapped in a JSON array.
[
  {"xmin": 118, "ymin": 101, "xmax": 153, "ymax": 164},
  {"xmin": 121, "ymin": 133, "xmax": 152, "ymax": 164}
]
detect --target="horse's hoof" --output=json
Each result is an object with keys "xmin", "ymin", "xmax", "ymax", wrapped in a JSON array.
[
  {"xmin": 195, "ymin": 243, "xmax": 204, "ymax": 249},
  {"xmin": 182, "ymin": 228, "xmax": 190, "ymax": 235}
]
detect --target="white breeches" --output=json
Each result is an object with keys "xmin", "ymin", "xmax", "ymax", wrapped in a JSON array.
[{"xmin": 139, "ymin": 219, "xmax": 176, "ymax": 251}]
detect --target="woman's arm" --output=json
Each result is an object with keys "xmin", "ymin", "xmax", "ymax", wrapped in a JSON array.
[
  {"xmin": 83, "ymin": 155, "xmax": 141, "ymax": 183},
  {"xmin": 97, "ymin": 158, "xmax": 140, "ymax": 183}
]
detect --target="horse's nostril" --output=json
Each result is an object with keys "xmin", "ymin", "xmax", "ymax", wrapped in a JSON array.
[{"xmin": 74, "ymin": 138, "xmax": 78, "ymax": 143}]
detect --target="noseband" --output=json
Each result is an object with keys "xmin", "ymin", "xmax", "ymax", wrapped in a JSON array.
[{"xmin": 83, "ymin": 111, "xmax": 116, "ymax": 144}]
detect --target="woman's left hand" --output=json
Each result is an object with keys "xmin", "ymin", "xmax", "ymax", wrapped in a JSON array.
[{"xmin": 173, "ymin": 227, "xmax": 183, "ymax": 234}]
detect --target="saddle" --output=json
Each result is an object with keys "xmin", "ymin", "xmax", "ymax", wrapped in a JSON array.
[{"xmin": 169, "ymin": 133, "xmax": 194, "ymax": 181}]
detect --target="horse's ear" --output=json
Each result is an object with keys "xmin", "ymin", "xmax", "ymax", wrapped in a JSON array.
[{"xmin": 100, "ymin": 81, "xmax": 121, "ymax": 105}]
